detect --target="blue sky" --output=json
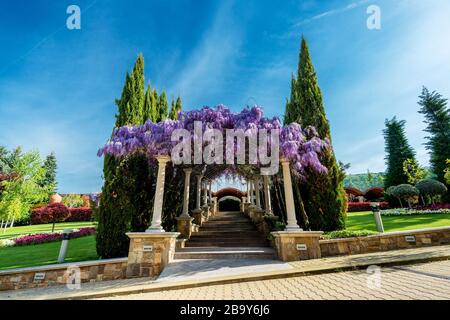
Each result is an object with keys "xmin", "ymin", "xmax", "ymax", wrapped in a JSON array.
[{"xmin": 0, "ymin": 0, "xmax": 449, "ymax": 193}]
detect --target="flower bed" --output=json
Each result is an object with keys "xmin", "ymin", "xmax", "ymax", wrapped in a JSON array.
[
  {"xmin": 8, "ymin": 227, "xmax": 96, "ymax": 247},
  {"xmin": 381, "ymin": 208, "xmax": 450, "ymax": 216},
  {"xmin": 347, "ymin": 202, "xmax": 389, "ymax": 212},
  {"xmin": 321, "ymin": 230, "xmax": 378, "ymax": 239}
]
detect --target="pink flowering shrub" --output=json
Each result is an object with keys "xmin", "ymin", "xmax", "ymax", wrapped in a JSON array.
[
  {"xmin": 14, "ymin": 227, "xmax": 96, "ymax": 246},
  {"xmin": 65, "ymin": 207, "xmax": 93, "ymax": 222},
  {"xmin": 347, "ymin": 202, "xmax": 390, "ymax": 212}
]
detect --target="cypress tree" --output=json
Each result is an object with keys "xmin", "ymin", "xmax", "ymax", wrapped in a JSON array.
[
  {"xmin": 40, "ymin": 152, "xmax": 57, "ymax": 194},
  {"xmin": 284, "ymin": 36, "xmax": 347, "ymax": 231},
  {"xmin": 97, "ymin": 54, "xmax": 150, "ymax": 258},
  {"xmin": 383, "ymin": 117, "xmax": 416, "ymax": 188},
  {"xmin": 168, "ymin": 97, "xmax": 182, "ymax": 120},
  {"xmin": 158, "ymin": 91, "xmax": 169, "ymax": 120},
  {"xmin": 418, "ymin": 87, "xmax": 450, "ymax": 198}
]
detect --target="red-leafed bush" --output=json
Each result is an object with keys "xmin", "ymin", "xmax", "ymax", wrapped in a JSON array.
[
  {"xmin": 364, "ymin": 187, "xmax": 385, "ymax": 201},
  {"xmin": 347, "ymin": 202, "xmax": 389, "ymax": 212},
  {"xmin": 344, "ymin": 187, "xmax": 364, "ymax": 197},
  {"xmin": 66, "ymin": 207, "xmax": 93, "ymax": 222},
  {"xmin": 31, "ymin": 203, "xmax": 70, "ymax": 226}
]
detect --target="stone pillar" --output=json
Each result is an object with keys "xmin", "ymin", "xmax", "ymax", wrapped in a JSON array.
[
  {"xmin": 255, "ymin": 177, "xmax": 262, "ymax": 210},
  {"xmin": 271, "ymin": 231, "xmax": 323, "ymax": 261},
  {"xmin": 263, "ymin": 175, "xmax": 273, "ymax": 216},
  {"xmin": 201, "ymin": 180, "xmax": 210, "ymax": 221},
  {"xmin": 191, "ymin": 175, "xmax": 203, "ymax": 228},
  {"xmin": 281, "ymin": 158, "xmax": 301, "ymax": 231},
  {"xmin": 208, "ymin": 180, "xmax": 212, "ymax": 203},
  {"xmin": 176, "ymin": 168, "xmax": 194, "ymax": 239},
  {"xmin": 147, "ymin": 155, "xmax": 170, "ymax": 233},
  {"xmin": 126, "ymin": 232, "xmax": 179, "ymax": 278},
  {"xmin": 180, "ymin": 168, "xmax": 192, "ymax": 218}
]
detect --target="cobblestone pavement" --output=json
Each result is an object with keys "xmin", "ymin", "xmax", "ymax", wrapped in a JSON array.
[{"xmin": 100, "ymin": 260, "xmax": 450, "ymax": 300}]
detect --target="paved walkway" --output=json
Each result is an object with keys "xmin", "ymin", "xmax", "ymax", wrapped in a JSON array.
[
  {"xmin": 102, "ymin": 260, "xmax": 450, "ymax": 300},
  {"xmin": 1, "ymin": 245, "xmax": 449, "ymax": 300}
]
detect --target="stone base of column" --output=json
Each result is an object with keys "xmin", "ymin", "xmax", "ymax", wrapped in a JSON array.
[
  {"xmin": 176, "ymin": 216, "xmax": 194, "ymax": 239},
  {"xmin": 243, "ymin": 202, "xmax": 251, "ymax": 216},
  {"xmin": 192, "ymin": 209, "xmax": 204, "ymax": 226},
  {"xmin": 126, "ymin": 232, "xmax": 179, "ymax": 278},
  {"xmin": 271, "ymin": 231, "xmax": 323, "ymax": 261},
  {"xmin": 202, "ymin": 205, "xmax": 211, "ymax": 221}
]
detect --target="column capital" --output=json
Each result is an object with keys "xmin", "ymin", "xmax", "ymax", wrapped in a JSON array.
[
  {"xmin": 155, "ymin": 155, "xmax": 171, "ymax": 164},
  {"xmin": 183, "ymin": 167, "xmax": 193, "ymax": 174},
  {"xmin": 280, "ymin": 157, "xmax": 290, "ymax": 165}
]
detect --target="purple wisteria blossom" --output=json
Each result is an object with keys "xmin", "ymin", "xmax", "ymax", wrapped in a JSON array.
[{"xmin": 98, "ymin": 105, "xmax": 330, "ymax": 179}]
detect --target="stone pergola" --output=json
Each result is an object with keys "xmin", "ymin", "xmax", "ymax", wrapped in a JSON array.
[
  {"xmin": 126, "ymin": 155, "xmax": 323, "ymax": 278},
  {"xmin": 99, "ymin": 105, "xmax": 328, "ymax": 278}
]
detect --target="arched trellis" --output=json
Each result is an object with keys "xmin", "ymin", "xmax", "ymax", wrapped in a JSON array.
[{"xmin": 98, "ymin": 105, "xmax": 330, "ymax": 233}]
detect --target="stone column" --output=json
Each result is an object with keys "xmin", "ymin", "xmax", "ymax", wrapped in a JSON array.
[
  {"xmin": 281, "ymin": 158, "xmax": 301, "ymax": 231},
  {"xmin": 201, "ymin": 180, "xmax": 210, "ymax": 221},
  {"xmin": 176, "ymin": 168, "xmax": 194, "ymax": 239},
  {"xmin": 263, "ymin": 175, "xmax": 273, "ymax": 216},
  {"xmin": 147, "ymin": 155, "xmax": 170, "ymax": 233},
  {"xmin": 255, "ymin": 177, "xmax": 262, "ymax": 210},
  {"xmin": 191, "ymin": 175, "xmax": 203, "ymax": 228}
]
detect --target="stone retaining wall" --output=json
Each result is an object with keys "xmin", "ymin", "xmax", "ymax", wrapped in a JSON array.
[
  {"xmin": 320, "ymin": 227, "xmax": 450, "ymax": 257},
  {"xmin": 0, "ymin": 258, "xmax": 127, "ymax": 291}
]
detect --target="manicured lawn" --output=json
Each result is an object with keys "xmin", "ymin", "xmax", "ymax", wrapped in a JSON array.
[
  {"xmin": 0, "ymin": 235, "xmax": 98, "ymax": 270},
  {"xmin": 346, "ymin": 211, "xmax": 450, "ymax": 232},
  {"xmin": 0, "ymin": 221, "xmax": 97, "ymax": 240}
]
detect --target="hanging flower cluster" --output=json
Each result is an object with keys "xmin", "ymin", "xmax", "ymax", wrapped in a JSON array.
[{"xmin": 98, "ymin": 105, "xmax": 330, "ymax": 179}]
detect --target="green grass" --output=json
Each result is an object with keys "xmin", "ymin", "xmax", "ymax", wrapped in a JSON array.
[
  {"xmin": 0, "ymin": 235, "xmax": 98, "ymax": 270},
  {"xmin": 0, "ymin": 221, "xmax": 97, "ymax": 240},
  {"xmin": 346, "ymin": 211, "xmax": 450, "ymax": 232}
]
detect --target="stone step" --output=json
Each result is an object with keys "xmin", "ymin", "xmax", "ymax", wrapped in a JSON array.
[
  {"xmin": 185, "ymin": 241, "xmax": 269, "ymax": 247},
  {"xmin": 174, "ymin": 247, "xmax": 277, "ymax": 259},
  {"xmin": 190, "ymin": 231, "xmax": 263, "ymax": 237}
]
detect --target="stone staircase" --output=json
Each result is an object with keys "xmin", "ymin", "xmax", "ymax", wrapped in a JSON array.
[{"xmin": 175, "ymin": 211, "xmax": 276, "ymax": 259}]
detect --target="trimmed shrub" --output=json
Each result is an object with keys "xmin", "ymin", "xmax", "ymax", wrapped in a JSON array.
[
  {"xmin": 347, "ymin": 202, "xmax": 389, "ymax": 212},
  {"xmin": 391, "ymin": 184, "xmax": 419, "ymax": 207},
  {"xmin": 31, "ymin": 203, "xmax": 70, "ymax": 225},
  {"xmin": 66, "ymin": 207, "xmax": 93, "ymax": 222},
  {"xmin": 415, "ymin": 179, "xmax": 448, "ymax": 203}
]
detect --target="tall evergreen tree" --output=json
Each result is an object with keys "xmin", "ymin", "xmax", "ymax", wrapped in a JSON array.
[
  {"xmin": 383, "ymin": 117, "xmax": 416, "ymax": 188},
  {"xmin": 143, "ymin": 83, "xmax": 158, "ymax": 122},
  {"xmin": 41, "ymin": 152, "xmax": 57, "ymax": 194},
  {"xmin": 284, "ymin": 36, "xmax": 347, "ymax": 231},
  {"xmin": 158, "ymin": 91, "xmax": 169, "ymax": 120},
  {"xmin": 418, "ymin": 87, "xmax": 450, "ymax": 193},
  {"xmin": 97, "ymin": 54, "xmax": 152, "ymax": 258},
  {"xmin": 168, "ymin": 97, "xmax": 182, "ymax": 120}
]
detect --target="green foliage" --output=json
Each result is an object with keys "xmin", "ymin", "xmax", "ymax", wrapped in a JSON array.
[
  {"xmin": 62, "ymin": 194, "xmax": 84, "ymax": 208},
  {"xmin": 344, "ymin": 172, "xmax": 384, "ymax": 190},
  {"xmin": 0, "ymin": 148, "xmax": 50, "ymax": 225},
  {"xmin": 39, "ymin": 152, "xmax": 57, "ymax": 194},
  {"xmin": 158, "ymin": 91, "xmax": 169, "ymax": 121},
  {"xmin": 418, "ymin": 87, "xmax": 450, "ymax": 198},
  {"xmin": 391, "ymin": 184, "xmax": 419, "ymax": 207},
  {"xmin": 97, "ymin": 54, "xmax": 183, "ymax": 258},
  {"xmin": 284, "ymin": 36, "xmax": 347, "ymax": 231},
  {"xmin": 402, "ymin": 158, "xmax": 426, "ymax": 185},
  {"xmin": 415, "ymin": 179, "xmax": 447, "ymax": 196},
  {"xmin": 322, "ymin": 229, "xmax": 378, "ymax": 239},
  {"xmin": 168, "ymin": 96, "xmax": 182, "ymax": 120},
  {"xmin": 445, "ymin": 159, "xmax": 450, "ymax": 184},
  {"xmin": 383, "ymin": 117, "xmax": 416, "ymax": 188}
]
